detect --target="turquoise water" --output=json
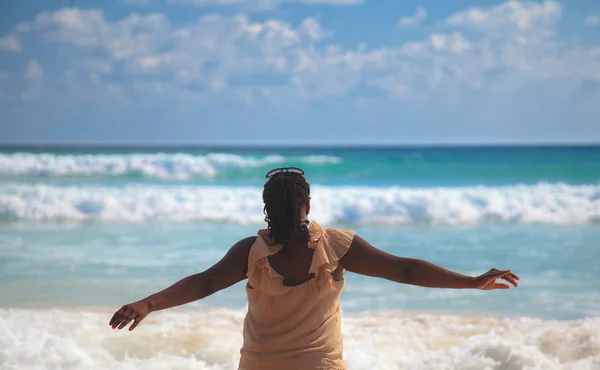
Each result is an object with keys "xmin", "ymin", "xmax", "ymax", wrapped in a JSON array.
[
  {"xmin": 2, "ymin": 146, "xmax": 600, "ymax": 187},
  {"xmin": 1, "ymin": 221, "xmax": 598, "ymax": 320},
  {"xmin": 1, "ymin": 146, "xmax": 600, "ymax": 369},
  {"xmin": 1, "ymin": 145, "xmax": 599, "ymax": 317}
]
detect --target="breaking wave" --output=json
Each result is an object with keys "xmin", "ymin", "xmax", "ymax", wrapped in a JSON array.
[
  {"xmin": 1, "ymin": 182, "xmax": 598, "ymax": 225},
  {"xmin": 0, "ymin": 152, "xmax": 342, "ymax": 180}
]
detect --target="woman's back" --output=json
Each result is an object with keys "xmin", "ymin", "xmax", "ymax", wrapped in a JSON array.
[
  {"xmin": 267, "ymin": 238, "xmax": 316, "ymax": 287},
  {"xmin": 239, "ymin": 221, "xmax": 355, "ymax": 370}
]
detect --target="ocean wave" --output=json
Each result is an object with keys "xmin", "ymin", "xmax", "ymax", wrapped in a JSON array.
[
  {"xmin": 0, "ymin": 152, "xmax": 342, "ymax": 179},
  {"xmin": 1, "ymin": 308, "xmax": 598, "ymax": 370},
  {"xmin": 0, "ymin": 182, "xmax": 598, "ymax": 225}
]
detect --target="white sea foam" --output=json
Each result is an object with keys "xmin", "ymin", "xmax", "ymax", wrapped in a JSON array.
[
  {"xmin": 0, "ymin": 153, "xmax": 342, "ymax": 179},
  {"xmin": 0, "ymin": 308, "xmax": 598, "ymax": 370},
  {"xmin": 0, "ymin": 182, "xmax": 598, "ymax": 225}
]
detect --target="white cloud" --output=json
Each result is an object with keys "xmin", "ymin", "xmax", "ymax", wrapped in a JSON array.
[
  {"xmin": 447, "ymin": 0, "xmax": 561, "ymax": 32},
  {"xmin": 121, "ymin": 0, "xmax": 152, "ymax": 5},
  {"xmin": 170, "ymin": 0, "xmax": 270, "ymax": 8},
  {"xmin": 303, "ymin": 0, "xmax": 362, "ymax": 3},
  {"xmin": 380, "ymin": 0, "xmax": 599, "ymax": 98},
  {"xmin": 0, "ymin": 35, "xmax": 23, "ymax": 52},
  {"xmin": 19, "ymin": 9, "xmax": 326, "ymax": 96},
  {"xmin": 25, "ymin": 60, "xmax": 44, "ymax": 81},
  {"xmin": 584, "ymin": 15, "xmax": 600, "ymax": 27},
  {"xmin": 292, "ymin": 46, "xmax": 392, "ymax": 98},
  {"xmin": 440, "ymin": 0, "xmax": 600, "ymax": 81},
  {"xmin": 399, "ymin": 7, "xmax": 427, "ymax": 28},
  {"xmin": 169, "ymin": 0, "xmax": 363, "ymax": 10},
  {"xmin": 9, "ymin": 0, "xmax": 600, "ymax": 104},
  {"xmin": 300, "ymin": 18, "xmax": 326, "ymax": 40},
  {"xmin": 15, "ymin": 22, "xmax": 32, "ymax": 33},
  {"xmin": 21, "ymin": 59, "xmax": 44, "ymax": 101},
  {"xmin": 409, "ymin": 32, "xmax": 471, "ymax": 54}
]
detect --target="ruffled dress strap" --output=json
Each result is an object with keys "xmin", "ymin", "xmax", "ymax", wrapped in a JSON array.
[
  {"xmin": 246, "ymin": 231, "xmax": 294, "ymax": 296},
  {"xmin": 307, "ymin": 222, "xmax": 356, "ymax": 299}
]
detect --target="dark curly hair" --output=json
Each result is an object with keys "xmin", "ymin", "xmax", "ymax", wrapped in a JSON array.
[{"xmin": 263, "ymin": 172, "xmax": 311, "ymax": 245}]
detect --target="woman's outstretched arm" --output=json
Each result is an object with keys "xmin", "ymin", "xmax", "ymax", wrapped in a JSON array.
[
  {"xmin": 340, "ymin": 235, "xmax": 519, "ymax": 290},
  {"xmin": 109, "ymin": 236, "xmax": 256, "ymax": 331}
]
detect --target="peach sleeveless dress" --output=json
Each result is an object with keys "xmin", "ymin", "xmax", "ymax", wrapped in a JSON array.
[{"xmin": 239, "ymin": 221, "xmax": 356, "ymax": 370}]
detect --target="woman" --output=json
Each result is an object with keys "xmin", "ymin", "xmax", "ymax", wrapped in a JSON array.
[{"xmin": 109, "ymin": 167, "xmax": 519, "ymax": 369}]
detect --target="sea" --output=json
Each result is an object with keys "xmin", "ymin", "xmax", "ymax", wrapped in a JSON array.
[{"xmin": 0, "ymin": 145, "xmax": 599, "ymax": 370}]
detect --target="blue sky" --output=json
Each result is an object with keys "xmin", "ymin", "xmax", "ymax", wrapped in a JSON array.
[{"xmin": 0, "ymin": 0, "xmax": 599, "ymax": 145}]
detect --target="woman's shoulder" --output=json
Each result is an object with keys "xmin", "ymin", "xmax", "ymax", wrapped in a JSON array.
[{"xmin": 231, "ymin": 236, "xmax": 259, "ymax": 253}]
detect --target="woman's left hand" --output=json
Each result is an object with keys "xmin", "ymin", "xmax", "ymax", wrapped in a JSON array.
[{"xmin": 473, "ymin": 269, "xmax": 520, "ymax": 290}]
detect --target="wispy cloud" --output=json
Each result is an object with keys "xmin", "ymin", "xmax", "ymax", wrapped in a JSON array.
[
  {"xmin": 169, "ymin": 0, "xmax": 363, "ymax": 10},
  {"xmin": 7, "ymin": 0, "xmax": 600, "ymax": 104},
  {"xmin": 446, "ymin": 0, "xmax": 561, "ymax": 31},
  {"xmin": 21, "ymin": 59, "xmax": 44, "ymax": 101},
  {"xmin": 0, "ymin": 35, "xmax": 23, "ymax": 52},
  {"xmin": 121, "ymin": 0, "xmax": 153, "ymax": 5},
  {"xmin": 399, "ymin": 7, "xmax": 427, "ymax": 28},
  {"xmin": 584, "ymin": 15, "xmax": 600, "ymax": 27}
]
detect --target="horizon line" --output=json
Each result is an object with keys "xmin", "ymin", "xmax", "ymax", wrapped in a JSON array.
[{"xmin": 1, "ymin": 142, "xmax": 600, "ymax": 149}]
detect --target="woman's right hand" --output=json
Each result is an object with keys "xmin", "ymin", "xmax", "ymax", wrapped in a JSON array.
[
  {"xmin": 109, "ymin": 300, "xmax": 150, "ymax": 331},
  {"xmin": 473, "ymin": 269, "xmax": 520, "ymax": 290}
]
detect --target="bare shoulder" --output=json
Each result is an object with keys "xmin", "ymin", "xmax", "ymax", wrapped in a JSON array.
[
  {"xmin": 228, "ymin": 236, "xmax": 257, "ymax": 258},
  {"xmin": 340, "ymin": 234, "xmax": 384, "ymax": 265},
  {"xmin": 235, "ymin": 236, "xmax": 258, "ymax": 248},
  {"xmin": 210, "ymin": 236, "xmax": 256, "ymax": 268},
  {"xmin": 340, "ymin": 234, "xmax": 406, "ymax": 281},
  {"xmin": 200, "ymin": 236, "xmax": 258, "ymax": 295},
  {"xmin": 204, "ymin": 236, "xmax": 257, "ymax": 283}
]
